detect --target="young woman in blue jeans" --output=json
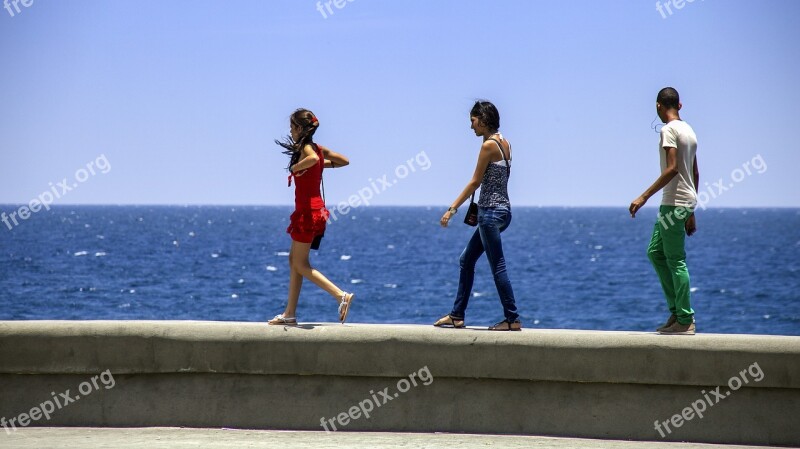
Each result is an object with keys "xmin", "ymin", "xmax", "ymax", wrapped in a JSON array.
[{"xmin": 434, "ymin": 101, "xmax": 521, "ymax": 331}]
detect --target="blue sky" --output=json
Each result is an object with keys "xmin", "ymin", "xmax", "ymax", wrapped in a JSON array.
[{"xmin": 1, "ymin": 0, "xmax": 798, "ymax": 207}]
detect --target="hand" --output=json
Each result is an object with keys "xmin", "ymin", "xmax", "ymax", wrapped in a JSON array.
[
  {"xmin": 629, "ymin": 195, "xmax": 648, "ymax": 218},
  {"xmin": 440, "ymin": 210, "xmax": 454, "ymax": 228},
  {"xmin": 685, "ymin": 214, "xmax": 697, "ymax": 236}
]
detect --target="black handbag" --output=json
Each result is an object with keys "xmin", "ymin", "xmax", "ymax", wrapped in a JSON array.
[
  {"xmin": 311, "ymin": 144, "xmax": 326, "ymax": 250},
  {"xmin": 464, "ymin": 194, "xmax": 478, "ymax": 226},
  {"xmin": 311, "ymin": 232, "xmax": 323, "ymax": 250},
  {"xmin": 463, "ymin": 137, "xmax": 509, "ymax": 227}
]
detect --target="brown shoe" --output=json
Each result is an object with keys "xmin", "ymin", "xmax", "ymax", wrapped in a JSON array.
[
  {"xmin": 488, "ymin": 319, "xmax": 522, "ymax": 331},
  {"xmin": 433, "ymin": 314, "xmax": 465, "ymax": 328},
  {"xmin": 656, "ymin": 314, "xmax": 677, "ymax": 332},
  {"xmin": 658, "ymin": 321, "xmax": 695, "ymax": 335}
]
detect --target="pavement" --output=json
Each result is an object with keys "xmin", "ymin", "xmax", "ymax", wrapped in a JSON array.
[{"xmin": 1, "ymin": 428, "xmax": 794, "ymax": 449}]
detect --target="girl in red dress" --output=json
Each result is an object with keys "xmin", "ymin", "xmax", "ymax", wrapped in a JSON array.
[{"xmin": 269, "ymin": 109, "xmax": 355, "ymax": 325}]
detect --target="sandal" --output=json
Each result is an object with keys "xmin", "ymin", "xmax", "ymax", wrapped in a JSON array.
[
  {"xmin": 433, "ymin": 314, "xmax": 465, "ymax": 328},
  {"xmin": 338, "ymin": 292, "xmax": 355, "ymax": 323},
  {"xmin": 488, "ymin": 319, "xmax": 522, "ymax": 331},
  {"xmin": 267, "ymin": 314, "xmax": 297, "ymax": 326}
]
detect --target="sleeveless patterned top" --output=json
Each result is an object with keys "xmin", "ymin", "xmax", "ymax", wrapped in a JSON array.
[{"xmin": 477, "ymin": 137, "xmax": 511, "ymax": 208}]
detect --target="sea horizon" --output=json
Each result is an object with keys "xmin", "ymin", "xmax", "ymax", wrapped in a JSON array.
[
  {"xmin": 2, "ymin": 204, "xmax": 798, "ymax": 209},
  {"xmin": 1, "ymin": 205, "xmax": 798, "ymax": 335}
]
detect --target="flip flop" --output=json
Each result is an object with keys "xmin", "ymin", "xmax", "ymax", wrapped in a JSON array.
[
  {"xmin": 267, "ymin": 314, "xmax": 297, "ymax": 326},
  {"xmin": 488, "ymin": 319, "xmax": 522, "ymax": 331},
  {"xmin": 433, "ymin": 314, "xmax": 465, "ymax": 328},
  {"xmin": 338, "ymin": 292, "xmax": 355, "ymax": 323}
]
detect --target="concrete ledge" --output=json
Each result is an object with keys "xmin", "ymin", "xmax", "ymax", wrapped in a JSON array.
[
  {"xmin": 2, "ymin": 321, "xmax": 798, "ymax": 387},
  {"xmin": 1, "ymin": 428, "xmax": 786, "ymax": 449},
  {"xmin": 0, "ymin": 321, "xmax": 798, "ymax": 446}
]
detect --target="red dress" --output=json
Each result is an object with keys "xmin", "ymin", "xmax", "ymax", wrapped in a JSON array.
[{"xmin": 287, "ymin": 143, "xmax": 330, "ymax": 243}]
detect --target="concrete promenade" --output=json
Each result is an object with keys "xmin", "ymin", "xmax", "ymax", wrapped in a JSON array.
[
  {"xmin": 0, "ymin": 321, "xmax": 798, "ymax": 446},
  {"xmin": 2, "ymin": 428, "xmax": 795, "ymax": 449}
]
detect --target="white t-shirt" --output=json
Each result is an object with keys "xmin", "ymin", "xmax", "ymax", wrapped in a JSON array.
[{"xmin": 659, "ymin": 120, "xmax": 697, "ymax": 208}]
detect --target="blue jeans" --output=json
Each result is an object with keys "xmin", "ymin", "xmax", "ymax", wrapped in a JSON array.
[{"xmin": 450, "ymin": 206, "xmax": 519, "ymax": 322}]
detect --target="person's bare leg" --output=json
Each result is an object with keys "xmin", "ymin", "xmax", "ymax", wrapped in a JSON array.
[
  {"xmin": 291, "ymin": 240, "xmax": 345, "ymax": 300},
  {"xmin": 283, "ymin": 245, "xmax": 304, "ymax": 318}
]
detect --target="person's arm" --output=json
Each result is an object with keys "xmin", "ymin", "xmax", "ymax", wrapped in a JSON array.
[
  {"xmin": 289, "ymin": 144, "xmax": 319, "ymax": 174},
  {"xmin": 629, "ymin": 146, "xmax": 679, "ymax": 218},
  {"xmin": 440, "ymin": 141, "xmax": 494, "ymax": 227},
  {"xmin": 685, "ymin": 155, "xmax": 699, "ymax": 236},
  {"xmin": 320, "ymin": 145, "xmax": 350, "ymax": 168}
]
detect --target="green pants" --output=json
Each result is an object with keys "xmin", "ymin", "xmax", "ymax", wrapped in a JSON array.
[{"xmin": 647, "ymin": 206, "xmax": 694, "ymax": 325}]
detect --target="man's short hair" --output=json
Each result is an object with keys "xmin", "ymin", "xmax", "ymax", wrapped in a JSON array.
[{"xmin": 657, "ymin": 87, "xmax": 680, "ymax": 109}]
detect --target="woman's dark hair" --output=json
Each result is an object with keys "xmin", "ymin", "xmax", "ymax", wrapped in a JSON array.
[
  {"xmin": 470, "ymin": 100, "xmax": 500, "ymax": 133},
  {"xmin": 275, "ymin": 108, "xmax": 319, "ymax": 169}
]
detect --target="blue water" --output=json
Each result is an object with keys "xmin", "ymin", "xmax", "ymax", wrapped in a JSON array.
[{"xmin": 1, "ymin": 206, "xmax": 798, "ymax": 335}]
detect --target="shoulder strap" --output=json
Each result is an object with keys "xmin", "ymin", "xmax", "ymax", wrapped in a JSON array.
[
  {"xmin": 487, "ymin": 137, "xmax": 511, "ymax": 178},
  {"xmin": 314, "ymin": 143, "xmax": 326, "ymax": 203}
]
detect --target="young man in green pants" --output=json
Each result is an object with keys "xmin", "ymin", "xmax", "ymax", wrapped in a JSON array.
[{"xmin": 630, "ymin": 87, "xmax": 699, "ymax": 335}]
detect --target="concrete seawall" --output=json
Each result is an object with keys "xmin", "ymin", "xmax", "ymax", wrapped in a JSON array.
[{"xmin": 0, "ymin": 321, "xmax": 798, "ymax": 446}]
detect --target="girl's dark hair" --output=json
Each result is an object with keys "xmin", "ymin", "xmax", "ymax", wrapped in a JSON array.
[
  {"xmin": 470, "ymin": 100, "xmax": 500, "ymax": 133},
  {"xmin": 275, "ymin": 108, "xmax": 319, "ymax": 169}
]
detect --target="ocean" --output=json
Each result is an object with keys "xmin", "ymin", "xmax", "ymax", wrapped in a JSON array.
[{"xmin": 1, "ymin": 206, "xmax": 798, "ymax": 335}]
